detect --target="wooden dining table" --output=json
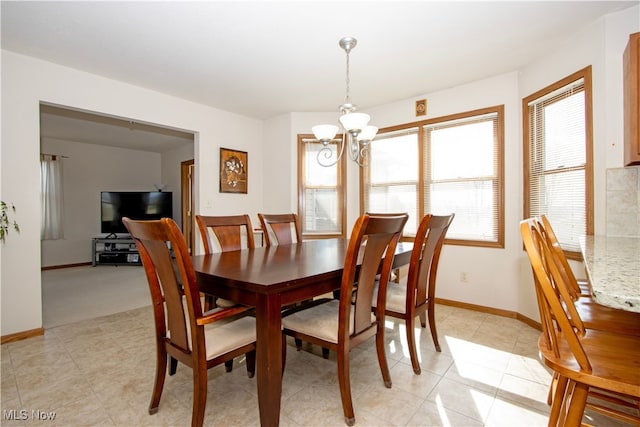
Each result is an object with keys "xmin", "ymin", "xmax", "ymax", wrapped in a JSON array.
[
  {"xmin": 192, "ymin": 238, "xmax": 413, "ymax": 427},
  {"xmin": 579, "ymin": 235, "xmax": 640, "ymax": 313}
]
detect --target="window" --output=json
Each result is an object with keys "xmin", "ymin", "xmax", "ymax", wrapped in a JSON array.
[
  {"xmin": 298, "ymin": 134, "xmax": 346, "ymax": 238},
  {"xmin": 423, "ymin": 107, "xmax": 504, "ymax": 246},
  {"xmin": 41, "ymin": 154, "xmax": 64, "ymax": 240},
  {"xmin": 523, "ymin": 67, "xmax": 593, "ymax": 258},
  {"xmin": 362, "ymin": 130, "xmax": 420, "ymax": 235},
  {"xmin": 362, "ymin": 106, "xmax": 504, "ymax": 247}
]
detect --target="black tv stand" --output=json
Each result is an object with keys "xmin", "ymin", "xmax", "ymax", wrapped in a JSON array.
[{"xmin": 92, "ymin": 236, "xmax": 140, "ymax": 266}]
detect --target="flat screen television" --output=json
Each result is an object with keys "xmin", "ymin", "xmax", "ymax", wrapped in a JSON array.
[{"xmin": 101, "ymin": 191, "xmax": 173, "ymax": 235}]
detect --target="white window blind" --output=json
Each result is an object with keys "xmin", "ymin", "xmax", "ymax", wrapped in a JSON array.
[
  {"xmin": 299, "ymin": 137, "xmax": 344, "ymax": 236},
  {"xmin": 363, "ymin": 130, "xmax": 419, "ymax": 235},
  {"xmin": 423, "ymin": 110, "xmax": 502, "ymax": 245},
  {"xmin": 525, "ymin": 75, "xmax": 589, "ymax": 254}
]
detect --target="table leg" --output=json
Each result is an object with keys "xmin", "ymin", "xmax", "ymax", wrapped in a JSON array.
[{"xmin": 255, "ymin": 293, "xmax": 283, "ymax": 427}]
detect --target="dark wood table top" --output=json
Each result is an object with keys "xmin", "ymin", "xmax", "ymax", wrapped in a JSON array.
[{"xmin": 192, "ymin": 238, "xmax": 414, "ymax": 296}]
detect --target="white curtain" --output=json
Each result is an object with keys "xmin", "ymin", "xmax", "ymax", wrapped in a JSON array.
[{"xmin": 41, "ymin": 154, "xmax": 64, "ymax": 240}]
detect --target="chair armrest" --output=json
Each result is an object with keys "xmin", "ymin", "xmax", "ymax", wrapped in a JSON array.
[{"xmin": 196, "ymin": 305, "xmax": 251, "ymax": 326}]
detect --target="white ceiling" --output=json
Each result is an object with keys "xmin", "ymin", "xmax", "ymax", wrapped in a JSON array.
[{"xmin": 2, "ymin": 1, "xmax": 638, "ymax": 152}]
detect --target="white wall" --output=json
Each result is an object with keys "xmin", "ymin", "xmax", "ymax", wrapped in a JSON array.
[
  {"xmin": 261, "ymin": 113, "xmax": 293, "ymax": 215},
  {"xmin": 40, "ymin": 138, "xmax": 163, "ymax": 267},
  {"xmin": 1, "ymin": 50, "xmax": 262, "ymax": 336},
  {"xmin": 364, "ymin": 72, "xmax": 525, "ymax": 316}
]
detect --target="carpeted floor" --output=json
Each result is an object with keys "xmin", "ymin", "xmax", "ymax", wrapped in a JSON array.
[{"xmin": 41, "ymin": 265, "xmax": 151, "ymax": 328}]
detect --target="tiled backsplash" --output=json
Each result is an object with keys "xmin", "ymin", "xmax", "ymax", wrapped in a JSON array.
[{"xmin": 606, "ymin": 166, "xmax": 640, "ymax": 237}]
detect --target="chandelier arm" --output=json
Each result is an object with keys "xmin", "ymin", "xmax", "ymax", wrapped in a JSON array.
[
  {"xmin": 357, "ymin": 144, "xmax": 369, "ymax": 167},
  {"xmin": 347, "ymin": 135, "xmax": 359, "ymax": 163},
  {"xmin": 348, "ymin": 138, "xmax": 369, "ymax": 167},
  {"xmin": 316, "ymin": 135, "xmax": 346, "ymax": 168}
]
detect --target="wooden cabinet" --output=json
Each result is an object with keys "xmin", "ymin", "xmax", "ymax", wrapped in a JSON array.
[{"xmin": 624, "ymin": 32, "xmax": 640, "ymax": 166}]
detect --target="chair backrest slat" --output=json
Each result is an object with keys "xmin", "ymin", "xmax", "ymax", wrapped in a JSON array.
[
  {"xmin": 258, "ymin": 213, "xmax": 301, "ymax": 247},
  {"xmin": 409, "ymin": 214, "xmax": 454, "ymax": 310},
  {"xmin": 540, "ymin": 215, "xmax": 583, "ymax": 300},
  {"xmin": 341, "ymin": 214, "xmax": 408, "ymax": 337},
  {"xmin": 196, "ymin": 214, "xmax": 255, "ymax": 253}
]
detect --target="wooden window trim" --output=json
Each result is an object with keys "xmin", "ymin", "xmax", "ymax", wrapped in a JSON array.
[
  {"xmin": 522, "ymin": 66, "xmax": 593, "ymax": 260},
  {"xmin": 297, "ymin": 133, "xmax": 346, "ymax": 239}
]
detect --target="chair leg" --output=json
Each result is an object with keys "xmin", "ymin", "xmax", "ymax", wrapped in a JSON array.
[
  {"xmin": 192, "ymin": 365, "xmax": 208, "ymax": 427},
  {"xmin": 224, "ymin": 359, "xmax": 233, "ymax": 373},
  {"xmin": 405, "ymin": 315, "xmax": 421, "ymax": 374},
  {"xmin": 246, "ymin": 350, "xmax": 256, "ymax": 378},
  {"xmin": 548, "ymin": 374, "xmax": 568, "ymax": 426},
  {"xmin": 419, "ymin": 312, "xmax": 427, "ymax": 328},
  {"xmin": 322, "ymin": 347, "xmax": 330, "ymax": 359},
  {"xmin": 427, "ymin": 303, "xmax": 441, "ymax": 352},
  {"xmin": 203, "ymin": 294, "xmax": 215, "ymax": 312},
  {"xmin": 294, "ymin": 338, "xmax": 303, "ymax": 350},
  {"xmin": 281, "ymin": 336, "xmax": 287, "ymax": 378},
  {"xmin": 565, "ymin": 382, "xmax": 589, "ymax": 427},
  {"xmin": 169, "ymin": 356, "xmax": 178, "ymax": 376},
  {"xmin": 376, "ymin": 325, "xmax": 392, "ymax": 388},
  {"xmin": 337, "ymin": 345, "xmax": 355, "ymax": 426},
  {"xmin": 547, "ymin": 372, "xmax": 559, "ymax": 405},
  {"xmin": 149, "ymin": 345, "xmax": 168, "ymax": 415}
]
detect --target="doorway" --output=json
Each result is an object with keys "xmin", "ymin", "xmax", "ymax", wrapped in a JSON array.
[
  {"xmin": 182, "ymin": 159, "xmax": 195, "ymax": 254},
  {"xmin": 39, "ymin": 103, "xmax": 195, "ymax": 327}
]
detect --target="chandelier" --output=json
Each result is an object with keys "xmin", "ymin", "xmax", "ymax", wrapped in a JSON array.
[{"xmin": 312, "ymin": 37, "xmax": 377, "ymax": 167}]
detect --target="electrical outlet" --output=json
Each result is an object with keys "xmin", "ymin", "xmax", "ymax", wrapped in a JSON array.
[{"xmin": 460, "ymin": 272, "xmax": 469, "ymax": 283}]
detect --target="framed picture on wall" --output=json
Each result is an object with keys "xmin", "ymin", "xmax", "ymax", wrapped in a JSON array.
[{"xmin": 219, "ymin": 147, "xmax": 248, "ymax": 194}]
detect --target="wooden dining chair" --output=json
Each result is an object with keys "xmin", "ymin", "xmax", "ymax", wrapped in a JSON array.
[
  {"xmin": 123, "ymin": 217, "xmax": 256, "ymax": 427},
  {"xmin": 373, "ymin": 213, "xmax": 454, "ymax": 374},
  {"xmin": 257, "ymin": 212, "xmax": 301, "ymax": 246},
  {"xmin": 282, "ymin": 213, "xmax": 409, "ymax": 426},
  {"xmin": 534, "ymin": 215, "xmax": 640, "ymax": 409},
  {"xmin": 539, "ymin": 215, "xmax": 590, "ymax": 298},
  {"xmin": 521, "ymin": 218, "xmax": 640, "ymax": 426},
  {"xmin": 195, "ymin": 214, "xmax": 256, "ymax": 310},
  {"xmin": 537, "ymin": 215, "xmax": 640, "ymax": 337}
]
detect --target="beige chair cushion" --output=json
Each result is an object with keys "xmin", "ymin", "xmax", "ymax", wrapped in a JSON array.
[
  {"xmin": 172, "ymin": 302, "xmax": 256, "ymax": 360},
  {"xmin": 215, "ymin": 298, "xmax": 239, "ymax": 308},
  {"xmin": 372, "ymin": 281, "xmax": 408, "ymax": 314},
  {"xmin": 282, "ymin": 300, "xmax": 375, "ymax": 344},
  {"xmin": 202, "ymin": 315, "xmax": 255, "ymax": 360}
]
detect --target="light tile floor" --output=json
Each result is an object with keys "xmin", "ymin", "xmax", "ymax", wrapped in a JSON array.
[{"xmin": 0, "ymin": 304, "xmax": 625, "ymax": 426}]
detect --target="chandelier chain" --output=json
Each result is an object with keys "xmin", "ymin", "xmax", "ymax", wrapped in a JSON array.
[{"xmin": 344, "ymin": 50, "xmax": 351, "ymax": 105}]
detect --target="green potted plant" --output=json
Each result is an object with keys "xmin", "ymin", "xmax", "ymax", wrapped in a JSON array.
[{"xmin": 1, "ymin": 201, "xmax": 20, "ymax": 243}]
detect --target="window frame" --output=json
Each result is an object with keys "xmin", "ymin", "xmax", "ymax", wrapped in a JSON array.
[
  {"xmin": 297, "ymin": 133, "xmax": 347, "ymax": 239},
  {"xmin": 522, "ymin": 66, "xmax": 594, "ymax": 260},
  {"xmin": 360, "ymin": 105, "xmax": 505, "ymax": 248}
]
